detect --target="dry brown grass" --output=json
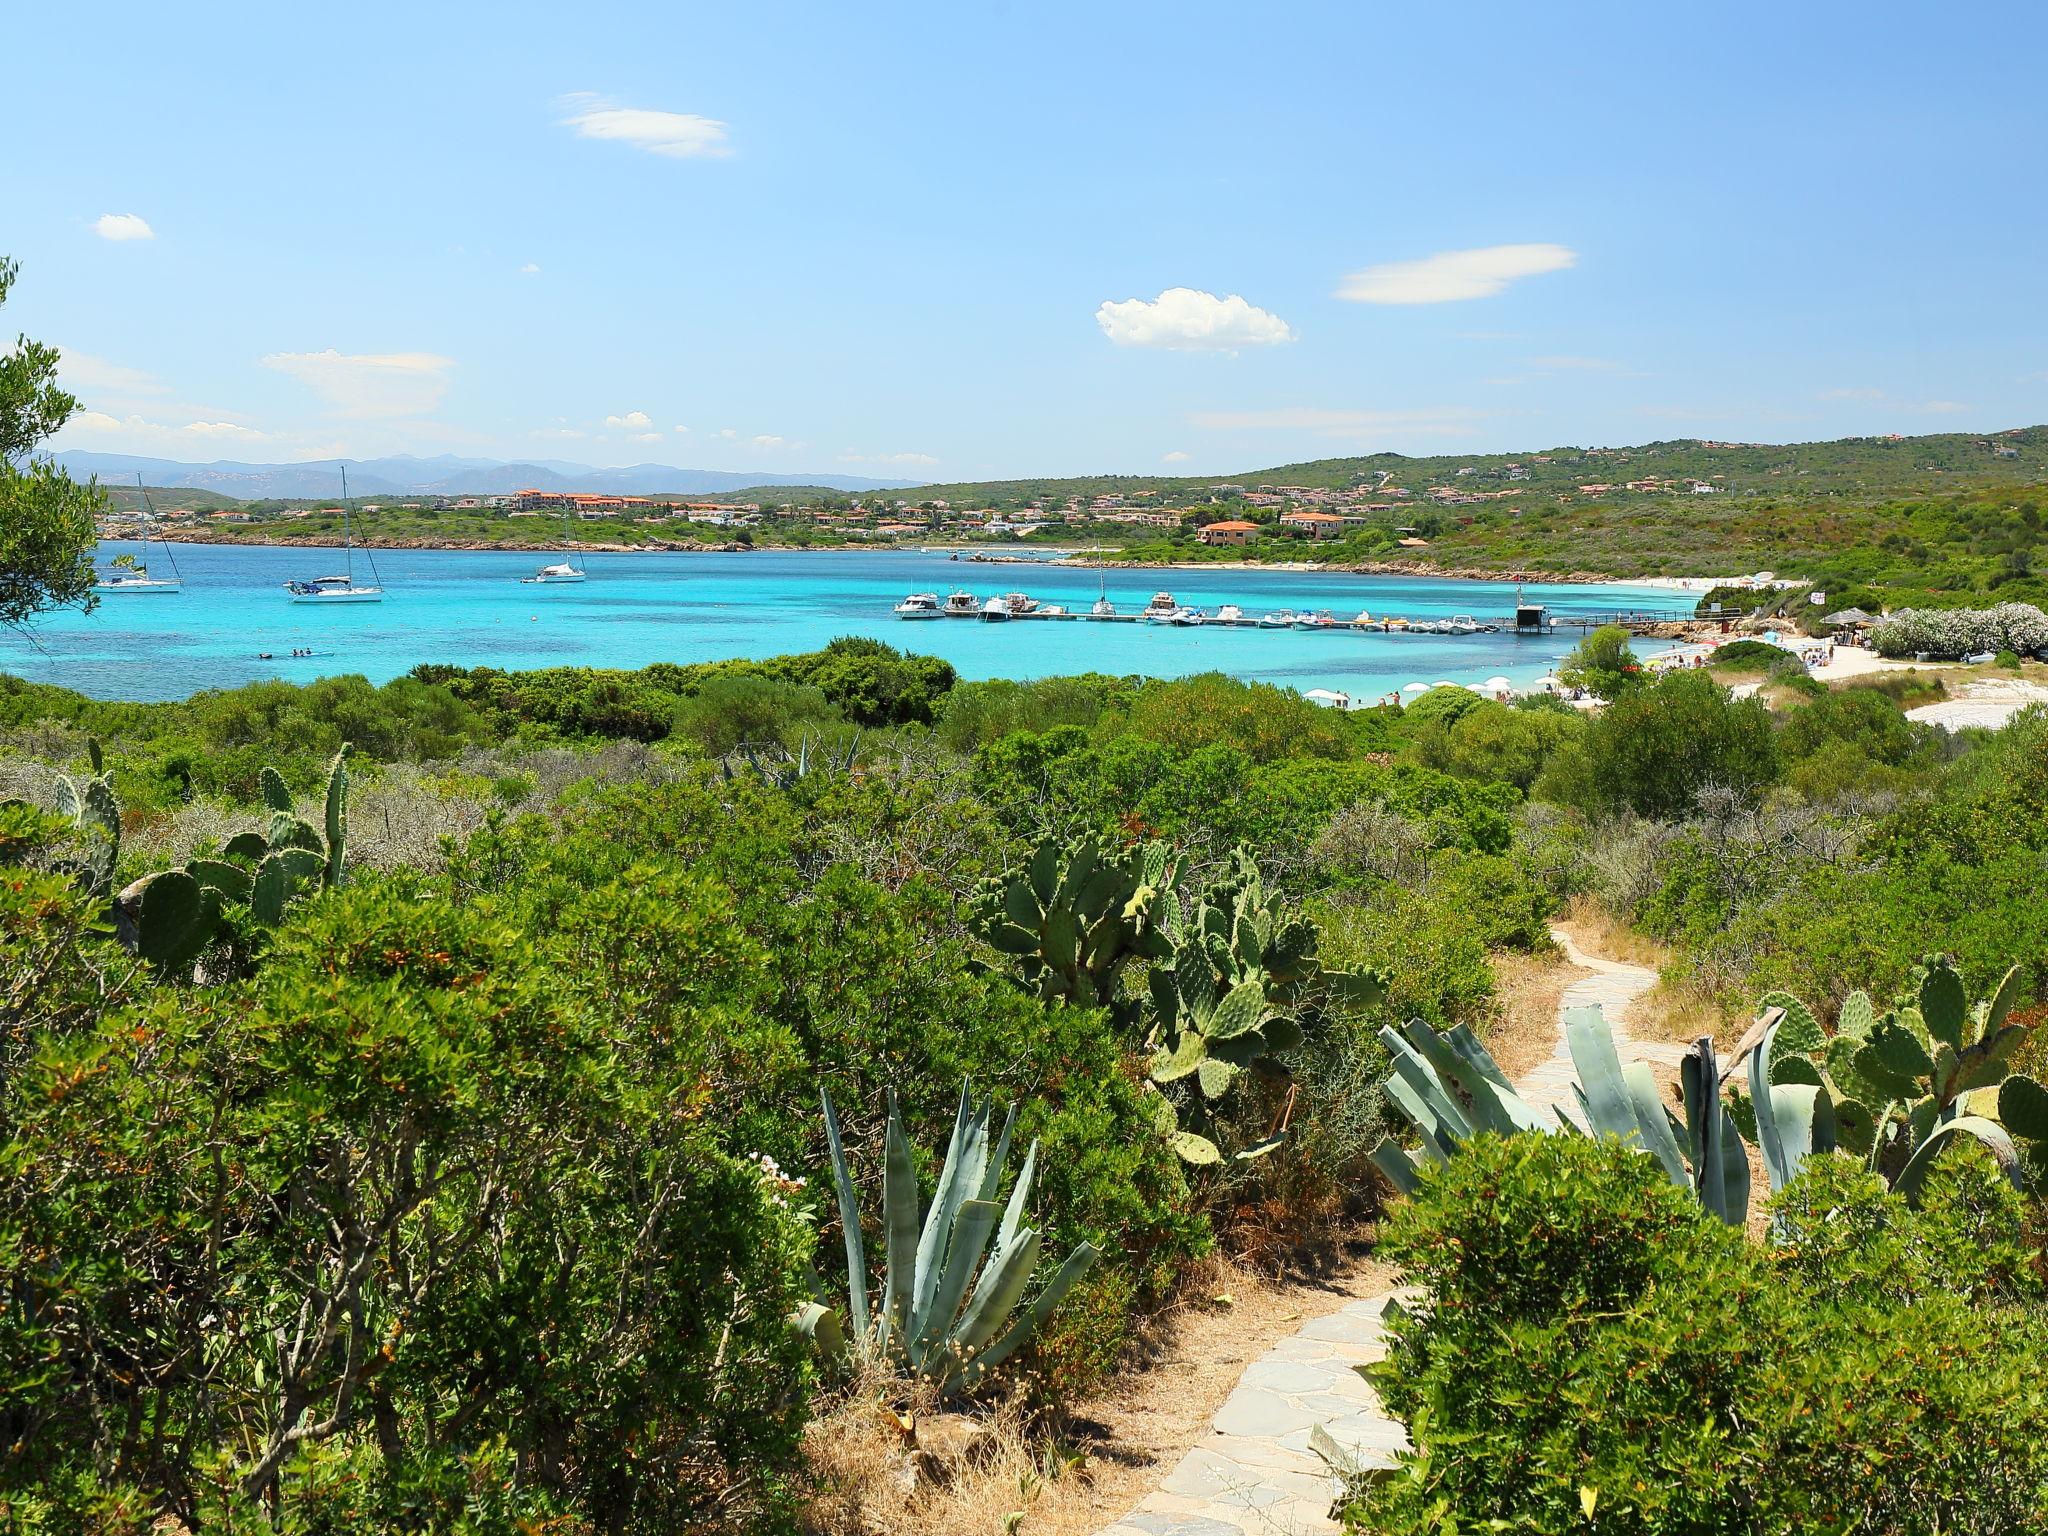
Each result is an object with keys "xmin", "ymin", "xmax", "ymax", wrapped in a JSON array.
[
  {"xmin": 1485, "ymin": 947, "xmax": 1574, "ymax": 1079},
  {"xmin": 1556, "ymin": 898, "xmax": 1737, "ymax": 1049},
  {"xmin": 798, "ymin": 1245, "xmax": 1394, "ymax": 1536}
]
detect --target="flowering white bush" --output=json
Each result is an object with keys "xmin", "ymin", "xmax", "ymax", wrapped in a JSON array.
[{"xmin": 1870, "ymin": 602, "xmax": 2048, "ymax": 659}]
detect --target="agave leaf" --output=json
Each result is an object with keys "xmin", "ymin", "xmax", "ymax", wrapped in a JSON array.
[
  {"xmin": 1896, "ymin": 1116, "xmax": 2023, "ymax": 1204},
  {"xmin": 820, "ymin": 1091, "xmax": 870, "ymax": 1342},
  {"xmin": 910, "ymin": 1199, "xmax": 1001, "ymax": 1367},
  {"xmin": 956, "ymin": 1242, "xmax": 1100, "ymax": 1390},
  {"xmin": 948, "ymin": 1227, "xmax": 1042, "ymax": 1362},
  {"xmin": 996, "ymin": 1140, "xmax": 1039, "ymax": 1252},
  {"xmin": 1370, "ymin": 1140, "xmax": 1424, "ymax": 1195},
  {"xmin": 880, "ymin": 1095, "xmax": 920, "ymax": 1351}
]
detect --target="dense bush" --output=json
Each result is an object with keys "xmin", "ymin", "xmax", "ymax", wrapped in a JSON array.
[
  {"xmin": 1871, "ymin": 601, "xmax": 2048, "ymax": 658},
  {"xmin": 1536, "ymin": 669, "xmax": 1780, "ymax": 819},
  {"xmin": 1346, "ymin": 1134, "xmax": 2048, "ymax": 1534}
]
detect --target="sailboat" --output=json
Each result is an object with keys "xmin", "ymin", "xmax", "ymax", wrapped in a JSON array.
[
  {"xmin": 95, "ymin": 477, "xmax": 185, "ymax": 594},
  {"xmin": 285, "ymin": 466, "xmax": 384, "ymax": 602},
  {"xmin": 522, "ymin": 497, "xmax": 587, "ymax": 584}
]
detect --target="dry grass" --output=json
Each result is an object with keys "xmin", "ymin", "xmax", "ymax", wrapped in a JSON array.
[
  {"xmin": 1556, "ymin": 898, "xmax": 1738, "ymax": 1049},
  {"xmin": 1485, "ymin": 947, "xmax": 1574, "ymax": 1079},
  {"xmin": 798, "ymin": 1245, "xmax": 1394, "ymax": 1536}
]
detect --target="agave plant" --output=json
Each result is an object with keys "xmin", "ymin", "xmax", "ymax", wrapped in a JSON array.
[
  {"xmin": 1370, "ymin": 1006, "xmax": 1752, "ymax": 1226},
  {"xmin": 1732, "ymin": 960, "xmax": 2047, "ymax": 1202},
  {"xmin": 721, "ymin": 730, "xmax": 861, "ymax": 790},
  {"xmin": 814, "ymin": 1085, "xmax": 1099, "ymax": 1397},
  {"xmin": 970, "ymin": 834, "xmax": 1176, "ymax": 1032}
]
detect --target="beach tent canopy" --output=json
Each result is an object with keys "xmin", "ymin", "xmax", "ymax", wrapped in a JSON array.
[
  {"xmin": 1820, "ymin": 607, "xmax": 1877, "ymax": 628},
  {"xmin": 1303, "ymin": 688, "xmax": 1351, "ymax": 709}
]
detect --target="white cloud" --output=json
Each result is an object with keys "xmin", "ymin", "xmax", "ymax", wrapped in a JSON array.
[
  {"xmin": 1190, "ymin": 406, "xmax": 1486, "ymax": 439},
  {"xmin": 532, "ymin": 426, "xmax": 588, "ymax": 440},
  {"xmin": 93, "ymin": 213, "xmax": 155, "ymax": 242},
  {"xmin": 1095, "ymin": 288, "xmax": 1295, "ymax": 352},
  {"xmin": 261, "ymin": 349, "xmax": 455, "ymax": 418},
  {"xmin": 716, "ymin": 428, "xmax": 738, "ymax": 440},
  {"xmin": 628, "ymin": 431, "xmax": 664, "ymax": 442},
  {"xmin": 519, "ymin": 262, "xmax": 541, "ymax": 275},
  {"xmin": 604, "ymin": 410, "xmax": 653, "ymax": 429},
  {"xmin": 557, "ymin": 93, "xmax": 731, "ymax": 159},
  {"xmin": 1526, "ymin": 355, "xmax": 1623, "ymax": 372},
  {"xmin": 672, "ymin": 424, "xmax": 690, "ymax": 433},
  {"xmin": 1337, "ymin": 244, "xmax": 1576, "ymax": 305},
  {"xmin": 840, "ymin": 451, "xmax": 941, "ymax": 466},
  {"xmin": 1161, "ymin": 450, "xmax": 1192, "ymax": 463},
  {"xmin": 61, "ymin": 410, "xmax": 270, "ymax": 447},
  {"xmin": 57, "ymin": 348, "xmax": 170, "ymax": 398},
  {"xmin": 750, "ymin": 434, "xmax": 791, "ymax": 449}
]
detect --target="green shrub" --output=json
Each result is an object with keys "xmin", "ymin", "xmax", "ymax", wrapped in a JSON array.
[{"xmin": 1345, "ymin": 1134, "xmax": 2048, "ymax": 1534}]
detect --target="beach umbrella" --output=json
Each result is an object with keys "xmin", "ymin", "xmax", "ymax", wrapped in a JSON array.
[
  {"xmin": 1482, "ymin": 676, "xmax": 1514, "ymax": 691},
  {"xmin": 1401, "ymin": 681, "xmax": 1432, "ymax": 694}
]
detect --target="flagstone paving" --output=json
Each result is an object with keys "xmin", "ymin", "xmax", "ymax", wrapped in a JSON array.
[{"xmin": 1094, "ymin": 926, "xmax": 1664, "ymax": 1536}]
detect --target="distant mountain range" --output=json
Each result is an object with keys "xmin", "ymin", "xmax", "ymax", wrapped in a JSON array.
[{"xmin": 47, "ymin": 451, "xmax": 922, "ymax": 500}]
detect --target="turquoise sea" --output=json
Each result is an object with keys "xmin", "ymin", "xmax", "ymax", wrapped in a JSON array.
[{"xmin": 6, "ymin": 542, "xmax": 1677, "ymax": 703}]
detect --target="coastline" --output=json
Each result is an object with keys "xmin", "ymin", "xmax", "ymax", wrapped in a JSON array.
[{"xmin": 118, "ymin": 533, "xmax": 1698, "ymax": 587}]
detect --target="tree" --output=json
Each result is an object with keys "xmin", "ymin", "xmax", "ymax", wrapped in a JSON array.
[
  {"xmin": 1546, "ymin": 669, "xmax": 1781, "ymax": 819},
  {"xmin": 1557, "ymin": 622, "xmax": 1641, "ymax": 698},
  {"xmin": 0, "ymin": 257, "xmax": 100, "ymax": 626}
]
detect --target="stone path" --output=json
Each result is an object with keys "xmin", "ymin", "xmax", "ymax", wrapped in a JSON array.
[{"xmin": 1095, "ymin": 926, "xmax": 1665, "ymax": 1536}]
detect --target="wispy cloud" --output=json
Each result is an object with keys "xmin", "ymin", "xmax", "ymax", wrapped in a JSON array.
[
  {"xmin": 1190, "ymin": 406, "xmax": 1485, "ymax": 439},
  {"xmin": 260, "ymin": 349, "xmax": 455, "ymax": 419},
  {"xmin": 604, "ymin": 410, "xmax": 653, "ymax": 429},
  {"xmin": 1096, "ymin": 288, "xmax": 1295, "ymax": 352},
  {"xmin": 57, "ymin": 348, "xmax": 170, "ymax": 399},
  {"xmin": 518, "ymin": 262, "xmax": 541, "ymax": 275},
  {"xmin": 92, "ymin": 213, "xmax": 154, "ymax": 242},
  {"xmin": 1337, "ymin": 244, "xmax": 1575, "ymax": 305},
  {"xmin": 1526, "ymin": 355, "xmax": 1627, "ymax": 372},
  {"xmin": 62, "ymin": 410, "xmax": 270, "ymax": 446},
  {"xmin": 1161, "ymin": 450, "xmax": 1191, "ymax": 463},
  {"xmin": 557, "ymin": 93, "xmax": 732, "ymax": 159}
]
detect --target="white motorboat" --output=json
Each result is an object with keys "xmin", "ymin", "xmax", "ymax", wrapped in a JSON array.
[
  {"xmin": 286, "ymin": 466, "xmax": 383, "ymax": 603},
  {"xmin": 1443, "ymin": 614, "xmax": 1482, "ymax": 636},
  {"xmin": 522, "ymin": 561, "xmax": 587, "ymax": 585},
  {"xmin": 942, "ymin": 590, "xmax": 980, "ymax": 617},
  {"xmin": 979, "ymin": 596, "xmax": 1012, "ymax": 621},
  {"xmin": 893, "ymin": 591, "xmax": 943, "ymax": 619},
  {"xmin": 1352, "ymin": 611, "xmax": 1385, "ymax": 630},
  {"xmin": 1000, "ymin": 592, "xmax": 1039, "ymax": 616},
  {"xmin": 1292, "ymin": 609, "xmax": 1338, "ymax": 631},
  {"xmin": 1169, "ymin": 607, "xmax": 1207, "ymax": 626},
  {"xmin": 1258, "ymin": 609, "xmax": 1298, "ymax": 629},
  {"xmin": 1215, "ymin": 604, "xmax": 1245, "ymax": 623},
  {"xmin": 1141, "ymin": 591, "xmax": 1179, "ymax": 621},
  {"xmin": 1038, "ymin": 604, "xmax": 1070, "ymax": 618},
  {"xmin": 95, "ymin": 477, "xmax": 184, "ymax": 593}
]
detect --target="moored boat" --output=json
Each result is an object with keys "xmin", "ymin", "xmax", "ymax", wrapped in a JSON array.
[
  {"xmin": 893, "ymin": 591, "xmax": 943, "ymax": 618},
  {"xmin": 1258, "ymin": 609, "xmax": 1298, "ymax": 628},
  {"xmin": 1141, "ymin": 592, "xmax": 1179, "ymax": 621},
  {"xmin": 1215, "ymin": 604, "xmax": 1244, "ymax": 623},
  {"xmin": 522, "ymin": 561, "xmax": 586, "ymax": 585},
  {"xmin": 95, "ymin": 477, "xmax": 184, "ymax": 593},
  {"xmin": 979, "ymin": 596, "xmax": 1012, "ymax": 621},
  {"xmin": 942, "ymin": 590, "xmax": 980, "ymax": 617},
  {"xmin": 286, "ymin": 466, "xmax": 383, "ymax": 603}
]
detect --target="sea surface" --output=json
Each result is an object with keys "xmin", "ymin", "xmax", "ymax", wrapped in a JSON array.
[{"xmin": 7, "ymin": 542, "xmax": 1680, "ymax": 703}]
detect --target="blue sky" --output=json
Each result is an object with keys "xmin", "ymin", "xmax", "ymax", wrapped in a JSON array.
[{"xmin": 7, "ymin": 0, "xmax": 2045, "ymax": 480}]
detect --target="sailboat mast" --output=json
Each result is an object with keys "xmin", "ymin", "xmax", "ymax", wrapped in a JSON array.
[
  {"xmin": 340, "ymin": 465, "xmax": 354, "ymax": 582},
  {"xmin": 138, "ymin": 473, "xmax": 183, "ymax": 581}
]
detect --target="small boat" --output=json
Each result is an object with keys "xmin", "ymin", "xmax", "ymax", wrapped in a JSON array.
[
  {"xmin": 1038, "ymin": 604, "xmax": 1070, "ymax": 618},
  {"xmin": 1352, "ymin": 611, "xmax": 1386, "ymax": 630},
  {"xmin": 286, "ymin": 466, "xmax": 383, "ymax": 603},
  {"xmin": 1001, "ymin": 592, "xmax": 1039, "ymax": 616},
  {"xmin": 1090, "ymin": 577, "xmax": 1116, "ymax": 618},
  {"xmin": 1443, "ymin": 614, "xmax": 1481, "ymax": 636},
  {"xmin": 979, "ymin": 596, "xmax": 1012, "ymax": 622},
  {"xmin": 1292, "ymin": 609, "xmax": 1338, "ymax": 631},
  {"xmin": 1169, "ymin": 607, "xmax": 1207, "ymax": 626},
  {"xmin": 522, "ymin": 561, "xmax": 586, "ymax": 585},
  {"xmin": 1408, "ymin": 620, "xmax": 1442, "ymax": 634},
  {"xmin": 942, "ymin": 590, "xmax": 980, "ymax": 617},
  {"xmin": 1142, "ymin": 592, "xmax": 1179, "ymax": 621},
  {"xmin": 1385, "ymin": 616, "xmax": 1411, "ymax": 631},
  {"xmin": 893, "ymin": 591, "xmax": 943, "ymax": 619},
  {"xmin": 1215, "ymin": 604, "xmax": 1244, "ymax": 624},
  {"xmin": 1258, "ymin": 609, "xmax": 1298, "ymax": 629},
  {"xmin": 95, "ymin": 477, "xmax": 184, "ymax": 593}
]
